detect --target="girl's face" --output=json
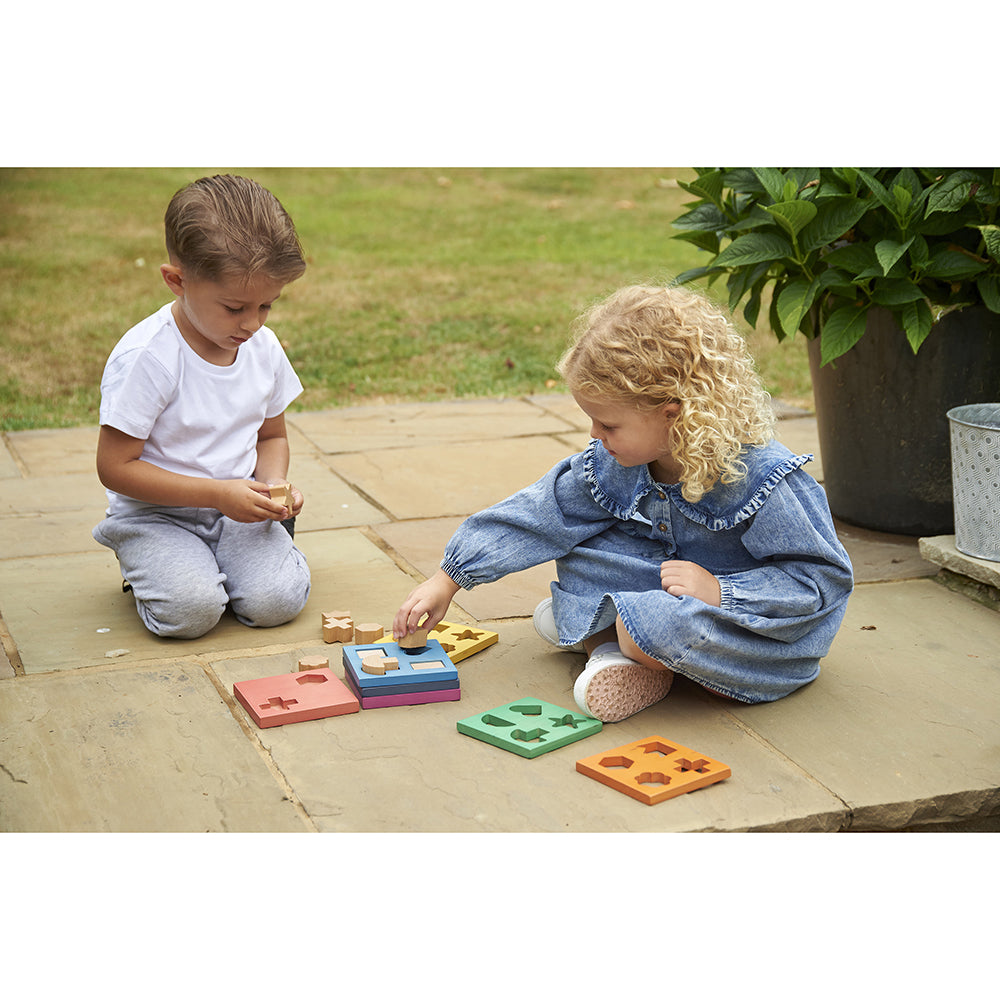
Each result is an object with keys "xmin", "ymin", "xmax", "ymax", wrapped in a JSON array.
[{"xmin": 573, "ymin": 393, "xmax": 681, "ymax": 482}]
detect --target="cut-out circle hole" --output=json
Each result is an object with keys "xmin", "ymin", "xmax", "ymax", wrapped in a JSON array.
[
  {"xmin": 599, "ymin": 756, "xmax": 633, "ymax": 769},
  {"xmin": 636, "ymin": 771, "xmax": 670, "ymax": 786},
  {"xmin": 295, "ymin": 673, "xmax": 329, "ymax": 685},
  {"xmin": 509, "ymin": 704, "xmax": 542, "ymax": 716},
  {"xmin": 512, "ymin": 728, "xmax": 546, "ymax": 743}
]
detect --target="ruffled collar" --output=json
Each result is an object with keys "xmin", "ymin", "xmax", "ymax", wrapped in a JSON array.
[{"xmin": 581, "ymin": 438, "xmax": 813, "ymax": 531}]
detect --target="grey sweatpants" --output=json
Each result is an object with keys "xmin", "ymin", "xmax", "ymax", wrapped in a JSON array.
[{"xmin": 93, "ymin": 507, "xmax": 311, "ymax": 639}]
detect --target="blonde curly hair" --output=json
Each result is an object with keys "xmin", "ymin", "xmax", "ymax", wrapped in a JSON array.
[{"xmin": 557, "ymin": 285, "xmax": 775, "ymax": 502}]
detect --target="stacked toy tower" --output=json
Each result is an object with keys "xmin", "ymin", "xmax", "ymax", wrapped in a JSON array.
[{"xmin": 341, "ymin": 629, "xmax": 460, "ymax": 709}]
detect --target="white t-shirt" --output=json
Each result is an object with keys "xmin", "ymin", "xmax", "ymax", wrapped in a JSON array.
[{"xmin": 99, "ymin": 302, "xmax": 304, "ymax": 515}]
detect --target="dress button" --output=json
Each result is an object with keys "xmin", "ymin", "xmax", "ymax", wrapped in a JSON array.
[
  {"xmin": 658, "ymin": 523, "xmax": 667, "ymax": 533},
  {"xmin": 657, "ymin": 491, "xmax": 666, "ymax": 500}
]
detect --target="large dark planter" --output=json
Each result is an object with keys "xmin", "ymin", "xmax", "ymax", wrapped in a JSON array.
[{"xmin": 808, "ymin": 305, "xmax": 1000, "ymax": 536}]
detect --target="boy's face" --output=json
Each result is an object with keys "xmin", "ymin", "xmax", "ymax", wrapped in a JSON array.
[{"xmin": 161, "ymin": 265, "xmax": 286, "ymax": 364}]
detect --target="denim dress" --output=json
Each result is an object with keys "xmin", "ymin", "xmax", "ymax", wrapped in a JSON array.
[{"xmin": 441, "ymin": 439, "xmax": 854, "ymax": 703}]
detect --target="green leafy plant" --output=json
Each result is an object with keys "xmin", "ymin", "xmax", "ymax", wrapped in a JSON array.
[{"xmin": 671, "ymin": 168, "xmax": 1000, "ymax": 364}]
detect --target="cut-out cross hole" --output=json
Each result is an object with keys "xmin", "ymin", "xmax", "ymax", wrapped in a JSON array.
[
  {"xmin": 675, "ymin": 758, "xmax": 711, "ymax": 773},
  {"xmin": 260, "ymin": 696, "xmax": 298, "ymax": 711}
]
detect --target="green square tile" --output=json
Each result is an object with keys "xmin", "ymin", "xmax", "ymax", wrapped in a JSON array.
[{"xmin": 457, "ymin": 697, "xmax": 602, "ymax": 759}]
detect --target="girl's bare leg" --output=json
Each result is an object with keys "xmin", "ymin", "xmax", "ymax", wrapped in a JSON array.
[
  {"xmin": 582, "ymin": 625, "xmax": 617, "ymax": 656},
  {"xmin": 616, "ymin": 616, "xmax": 673, "ymax": 671},
  {"xmin": 583, "ymin": 618, "xmax": 671, "ymax": 672}
]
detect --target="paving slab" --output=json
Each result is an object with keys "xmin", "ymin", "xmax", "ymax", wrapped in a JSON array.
[
  {"xmin": 919, "ymin": 534, "xmax": 1000, "ymax": 588},
  {"xmin": 0, "ymin": 660, "xmax": 306, "ymax": 832},
  {"xmin": 774, "ymin": 416, "xmax": 824, "ymax": 482},
  {"xmin": 0, "ymin": 529, "xmax": 419, "ymax": 673},
  {"xmin": 289, "ymin": 398, "xmax": 576, "ymax": 454},
  {"xmin": 0, "ymin": 437, "xmax": 23, "ymax": 480},
  {"xmin": 325, "ymin": 436, "xmax": 574, "ymax": 520},
  {"xmin": 837, "ymin": 521, "xmax": 940, "ymax": 584},
  {"xmin": 728, "ymin": 579, "xmax": 1000, "ymax": 830},
  {"xmin": 373, "ymin": 515, "xmax": 555, "ymax": 620},
  {"xmin": 283, "ymin": 451, "xmax": 390, "ymax": 531},
  {"xmin": 211, "ymin": 619, "xmax": 844, "ymax": 832},
  {"xmin": 0, "ymin": 472, "xmax": 106, "ymax": 516},
  {"xmin": 3, "ymin": 427, "xmax": 100, "ymax": 477},
  {"xmin": 1, "ymin": 509, "xmax": 112, "ymax": 558}
]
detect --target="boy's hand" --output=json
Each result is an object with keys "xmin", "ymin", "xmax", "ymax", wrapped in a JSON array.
[
  {"xmin": 660, "ymin": 560, "xmax": 722, "ymax": 607},
  {"xmin": 264, "ymin": 482, "xmax": 305, "ymax": 518},
  {"xmin": 216, "ymin": 480, "xmax": 292, "ymax": 522},
  {"xmin": 393, "ymin": 569, "xmax": 461, "ymax": 639}
]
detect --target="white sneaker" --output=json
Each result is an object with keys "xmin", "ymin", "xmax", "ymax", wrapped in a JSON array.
[
  {"xmin": 573, "ymin": 650, "xmax": 673, "ymax": 723},
  {"xmin": 532, "ymin": 598, "xmax": 584, "ymax": 653}
]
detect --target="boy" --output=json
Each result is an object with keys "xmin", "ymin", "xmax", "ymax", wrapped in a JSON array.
[{"xmin": 92, "ymin": 174, "xmax": 311, "ymax": 638}]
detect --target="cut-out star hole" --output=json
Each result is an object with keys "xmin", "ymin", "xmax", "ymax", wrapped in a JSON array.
[{"xmin": 549, "ymin": 713, "xmax": 583, "ymax": 729}]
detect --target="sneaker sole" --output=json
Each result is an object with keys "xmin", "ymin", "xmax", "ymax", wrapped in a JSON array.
[{"xmin": 576, "ymin": 661, "xmax": 674, "ymax": 723}]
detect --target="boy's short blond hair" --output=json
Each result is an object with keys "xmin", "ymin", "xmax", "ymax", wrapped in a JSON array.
[
  {"xmin": 164, "ymin": 174, "xmax": 306, "ymax": 284},
  {"xmin": 558, "ymin": 285, "xmax": 775, "ymax": 502}
]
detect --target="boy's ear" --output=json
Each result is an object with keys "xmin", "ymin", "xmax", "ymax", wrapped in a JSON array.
[{"xmin": 160, "ymin": 263, "xmax": 184, "ymax": 296}]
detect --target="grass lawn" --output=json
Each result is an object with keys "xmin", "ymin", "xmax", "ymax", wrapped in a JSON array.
[{"xmin": 0, "ymin": 167, "xmax": 814, "ymax": 431}]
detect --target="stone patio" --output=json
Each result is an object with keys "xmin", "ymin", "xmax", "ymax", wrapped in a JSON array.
[{"xmin": 1, "ymin": 396, "xmax": 998, "ymax": 832}]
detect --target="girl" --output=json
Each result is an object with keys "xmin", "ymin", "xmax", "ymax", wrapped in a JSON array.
[{"xmin": 393, "ymin": 285, "xmax": 853, "ymax": 722}]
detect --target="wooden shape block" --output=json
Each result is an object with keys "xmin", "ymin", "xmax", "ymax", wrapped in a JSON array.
[
  {"xmin": 456, "ymin": 698, "xmax": 602, "ymax": 759},
  {"xmin": 343, "ymin": 669, "xmax": 462, "ymax": 709},
  {"xmin": 233, "ymin": 669, "xmax": 359, "ymax": 729},
  {"xmin": 575, "ymin": 735, "xmax": 731, "ymax": 805},
  {"xmin": 342, "ymin": 639, "xmax": 458, "ymax": 694},
  {"xmin": 354, "ymin": 622, "xmax": 385, "ymax": 643},
  {"xmin": 322, "ymin": 612, "xmax": 354, "ymax": 643},
  {"xmin": 397, "ymin": 627, "xmax": 428, "ymax": 651},
  {"xmin": 297, "ymin": 655, "xmax": 329, "ymax": 672},
  {"xmin": 427, "ymin": 621, "xmax": 499, "ymax": 663},
  {"xmin": 360, "ymin": 652, "xmax": 400, "ymax": 675},
  {"xmin": 268, "ymin": 483, "xmax": 292, "ymax": 508}
]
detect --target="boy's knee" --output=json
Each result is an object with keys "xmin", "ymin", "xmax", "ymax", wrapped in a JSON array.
[
  {"xmin": 135, "ymin": 581, "xmax": 228, "ymax": 639},
  {"xmin": 231, "ymin": 571, "xmax": 310, "ymax": 629}
]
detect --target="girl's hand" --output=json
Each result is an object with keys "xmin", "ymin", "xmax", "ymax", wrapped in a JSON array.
[
  {"xmin": 393, "ymin": 569, "xmax": 461, "ymax": 639},
  {"xmin": 660, "ymin": 559, "xmax": 722, "ymax": 607}
]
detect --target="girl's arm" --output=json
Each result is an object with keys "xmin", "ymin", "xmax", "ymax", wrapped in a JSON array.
[
  {"xmin": 96, "ymin": 424, "xmax": 289, "ymax": 523},
  {"xmin": 393, "ymin": 568, "xmax": 461, "ymax": 638},
  {"xmin": 394, "ymin": 450, "xmax": 615, "ymax": 636}
]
